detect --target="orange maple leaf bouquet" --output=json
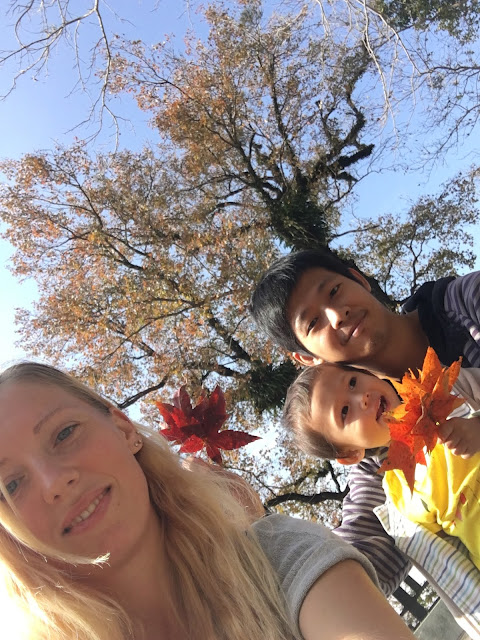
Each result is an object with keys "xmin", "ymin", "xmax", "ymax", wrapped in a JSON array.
[{"xmin": 378, "ymin": 347, "xmax": 465, "ymax": 491}]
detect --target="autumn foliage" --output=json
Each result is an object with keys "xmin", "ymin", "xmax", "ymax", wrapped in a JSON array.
[
  {"xmin": 2, "ymin": 1, "xmax": 479, "ymax": 523},
  {"xmin": 156, "ymin": 385, "xmax": 260, "ymax": 464},
  {"xmin": 378, "ymin": 347, "xmax": 464, "ymax": 491}
]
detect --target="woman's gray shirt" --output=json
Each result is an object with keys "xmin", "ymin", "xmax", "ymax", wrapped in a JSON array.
[{"xmin": 252, "ymin": 514, "xmax": 379, "ymax": 635}]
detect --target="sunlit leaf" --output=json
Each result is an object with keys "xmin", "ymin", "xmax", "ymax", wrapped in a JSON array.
[{"xmin": 157, "ymin": 385, "xmax": 260, "ymax": 464}]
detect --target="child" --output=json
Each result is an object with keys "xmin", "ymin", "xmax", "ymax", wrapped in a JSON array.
[{"xmin": 284, "ymin": 362, "xmax": 480, "ymax": 569}]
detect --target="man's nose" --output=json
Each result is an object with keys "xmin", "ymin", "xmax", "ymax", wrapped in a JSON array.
[
  {"xmin": 38, "ymin": 463, "xmax": 79, "ymax": 504},
  {"xmin": 325, "ymin": 306, "xmax": 349, "ymax": 330}
]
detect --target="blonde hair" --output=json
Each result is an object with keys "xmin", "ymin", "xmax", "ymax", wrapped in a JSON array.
[{"xmin": 0, "ymin": 362, "xmax": 298, "ymax": 640}]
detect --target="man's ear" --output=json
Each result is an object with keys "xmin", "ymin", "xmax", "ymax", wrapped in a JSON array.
[
  {"xmin": 348, "ymin": 268, "xmax": 371, "ymax": 292},
  {"xmin": 109, "ymin": 407, "xmax": 138, "ymax": 452},
  {"xmin": 292, "ymin": 352, "xmax": 324, "ymax": 367},
  {"xmin": 336, "ymin": 449, "xmax": 365, "ymax": 466}
]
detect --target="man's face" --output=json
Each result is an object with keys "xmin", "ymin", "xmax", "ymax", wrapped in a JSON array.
[{"xmin": 287, "ymin": 267, "xmax": 391, "ymax": 366}]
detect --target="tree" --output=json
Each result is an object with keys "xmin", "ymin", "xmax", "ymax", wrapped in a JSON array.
[
  {"xmin": 0, "ymin": 0, "xmax": 122, "ymax": 142},
  {"xmin": 374, "ymin": 0, "xmax": 480, "ymax": 42},
  {"xmin": 3, "ymin": 0, "xmax": 480, "ymax": 162},
  {"xmin": 0, "ymin": 143, "xmax": 351, "ymax": 519},
  {"xmin": 1, "ymin": 0, "xmax": 480, "ymax": 521},
  {"xmin": 337, "ymin": 168, "xmax": 479, "ymax": 304},
  {"xmin": 2, "ymin": 155, "xmax": 480, "ymax": 521},
  {"xmin": 111, "ymin": 3, "xmax": 378, "ymax": 250}
]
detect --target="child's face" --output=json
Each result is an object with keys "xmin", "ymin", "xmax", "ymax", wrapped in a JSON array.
[
  {"xmin": 287, "ymin": 267, "xmax": 392, "ymax": 366},
  {"xmin": 310, "ymin": 366, "xmax": 400, "ymax": 454}
]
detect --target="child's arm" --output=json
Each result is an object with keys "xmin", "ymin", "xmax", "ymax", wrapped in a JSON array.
[
  {"xmin": 437, "ymin": 413, "xmax": 480, "ymax": 458},
  {"xmin": 437, "ymin": 366, "xmax": 480, "ymax": 458}
]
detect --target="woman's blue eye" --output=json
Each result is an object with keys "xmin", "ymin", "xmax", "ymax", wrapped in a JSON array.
[
  {"xmin": 1, "ymin": 478, "xmax": 20, "ymax": 499},
  {"xmin": 56, "ymin": 424, "xmax": 77, "ymax": 444},
  {"xmin": 341, "ymin": 405, "xmax": 349, "ymax": 421},
  {"xmin": 349, "ymin": 377, "xmax": 357, "ymax": 389}
]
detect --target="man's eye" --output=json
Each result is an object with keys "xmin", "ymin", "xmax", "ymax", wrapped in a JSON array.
[
  {"xmin": 55, "ymin": 424, "xmax": 77, "ymax": 444},
  {"xmin": 349, "ymin": 377, "xmax": 357, "ymax": 389},
  {"xmin": 341, "ymin": 405, "xmax": 349, "ymax": 421},
  {"xmin": 307, "ymin": 317, "xmax": 317, "ymax": 335},
  {"xmin": 330, "ymin": 285, "xmax": 339, "ymax": 297}
]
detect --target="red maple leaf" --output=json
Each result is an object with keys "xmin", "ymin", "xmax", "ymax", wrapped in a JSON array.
[
  {"xmin": 156, "ymin": 385, "xmax": 260, "ymax": 464},
  {"xmin": 378, "ymin": 347, "xmax": 464, "ymax": 492}
]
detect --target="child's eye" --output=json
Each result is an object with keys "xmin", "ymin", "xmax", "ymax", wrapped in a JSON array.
[
  {"xmin": 330, "ymin": 285, "xmax": 339, "ymax": 298},
  {"xmin": 341, "ymin": 405, "xmax": 349, "ymax": 421},
  {"xmin": 348, "ymin": 377, "xmax": 357, "ymax": 389},
  {"xmin": 55, "ymin": 424, "xmax": 78, "ymax": 445},
  {"xmin": 307, "ymin": 317, "xmax": 318, "ymax": 335}
]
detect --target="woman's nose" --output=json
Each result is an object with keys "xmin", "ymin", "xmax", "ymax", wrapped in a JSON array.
[{"xmin": 38, "ymin": 463, "xmax": 79, "ymax": 504}]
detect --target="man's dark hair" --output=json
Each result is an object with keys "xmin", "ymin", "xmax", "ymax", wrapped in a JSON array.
[{"xmin": 250, "ymin": 249, "xmax": 357, "ymax": 355}]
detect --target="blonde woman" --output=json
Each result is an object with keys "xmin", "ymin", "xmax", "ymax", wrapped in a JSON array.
[{"xmin": 0, "ymin": 362, "xmax": 414, "ymax": 640}]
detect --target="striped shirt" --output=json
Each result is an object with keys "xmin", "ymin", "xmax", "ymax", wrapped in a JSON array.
[{"xmin": 333, "ymin": 270, "xmax": 480, "ymax": 596}]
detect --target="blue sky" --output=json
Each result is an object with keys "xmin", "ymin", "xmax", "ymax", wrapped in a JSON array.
[
  {"xmin": 0, "ymin": 1, "xmax": 479, "ymax": 369},
  {"xmin": 0, "ymin": 1, "xmax": 194, "ymax": 367}
]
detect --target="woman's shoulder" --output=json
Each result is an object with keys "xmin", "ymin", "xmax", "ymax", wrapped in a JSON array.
[
  {"xmin": 252, "ymin": 513, "xmax": 377, "ymax": 569},
  {"xmin": 252, "ymin": 512, "xmax": 330, "ymax": 542},
  {"xmin": 252, "ymin": 514, "xmax": 379, "ymax": 619}
]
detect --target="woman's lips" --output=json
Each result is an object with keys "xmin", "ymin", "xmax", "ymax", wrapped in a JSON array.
[{"xmin": 62, "ymin": 486, "xmax": 111, "ymax": 535}]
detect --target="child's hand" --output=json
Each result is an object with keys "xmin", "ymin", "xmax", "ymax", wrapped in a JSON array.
[{"xmin": 437, "ymin": 416, "xmax": 480, "ymax": 458}]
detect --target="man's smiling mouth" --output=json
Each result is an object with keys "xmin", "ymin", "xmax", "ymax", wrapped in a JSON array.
[{"xmin": 346, "ymin": 312, "xmax": 366, "ymax": 342}]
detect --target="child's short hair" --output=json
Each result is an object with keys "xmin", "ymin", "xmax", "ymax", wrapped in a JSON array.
[
  {"xmin": 250, "ymin": 249, "xmax": 356, "ymax": 355},
  {"xmin": 283, "ymin": 363, "xmax": 344, "ymax": 459}
]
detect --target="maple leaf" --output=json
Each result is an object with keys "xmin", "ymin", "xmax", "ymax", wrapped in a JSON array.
[
  {"xmin": 379, "ymin": 347, "xmax": 464, "ymax": 492},
  {"xmin": 156, "ymin": 385, "xmax": 260, "ymax": 464},
  {"xmin": 378, "ymin": 440, "xmax": 417, "ymax": 493}
]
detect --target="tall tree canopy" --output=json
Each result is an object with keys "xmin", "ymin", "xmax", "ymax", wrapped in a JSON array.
[{"xmin": 1, "ymin": 0, "xmax": 480, "ymax": 519}]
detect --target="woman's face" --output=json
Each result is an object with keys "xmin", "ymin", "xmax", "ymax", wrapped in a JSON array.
[{"xmin": 0, "ymin": 380, "xmax": 158, "ymax": 565}]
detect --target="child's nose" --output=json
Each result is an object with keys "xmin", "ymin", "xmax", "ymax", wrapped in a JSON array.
[{"xmin": 360, "ymin": 392, "xmax": 370, "ymax": 409}]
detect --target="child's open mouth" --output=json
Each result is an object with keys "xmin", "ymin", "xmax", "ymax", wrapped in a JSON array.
[{"xmin": 376, "ymin": 396, "xmax": 387, "ymax": 420}]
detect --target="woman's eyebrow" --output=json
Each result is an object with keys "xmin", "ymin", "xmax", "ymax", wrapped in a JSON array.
[
  {"xmin": 0, "ymin": 407, "xmax": 67, "ymax": 468},
  {"xmin": 33, "ymin": 406, "xmax": 65, "ymax": 434}
]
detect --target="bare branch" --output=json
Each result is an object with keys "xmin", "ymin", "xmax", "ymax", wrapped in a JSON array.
[{"xmin": 117, "ymin": 376, "xmax": 168, "ymax": 409}]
